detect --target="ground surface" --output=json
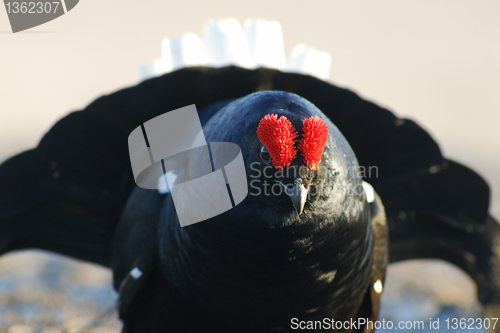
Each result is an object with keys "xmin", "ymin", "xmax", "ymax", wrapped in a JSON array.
[
  {"xmin": 0, "ymin": 252, "xmax": 120, "ymax": 332},
  {"xmin": 0, "ymin": 250, "xmax": 487, "ymax": 332}
]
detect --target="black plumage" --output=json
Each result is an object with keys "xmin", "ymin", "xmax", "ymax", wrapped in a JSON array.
[{"xmin": 0, "ymin": 66, "xmax": 497, "ymax": 332}]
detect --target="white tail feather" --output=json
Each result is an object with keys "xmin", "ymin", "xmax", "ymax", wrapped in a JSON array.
[
  {"xmin": 137, "ymin": 58, "xmax": 171, "ymax": 81},
  {"xmin": 203, "ymin": 18, "xmax": 255, "ymax": 68},
  {"xmin": 286, "ymin": 44, "xmax": 331, "ymax": 80},
  {"xmin": 162, "ymin": 33, "xmax": 206, "ymax": 71},
  {"xmin": 138, "ymin": 18, "xmax": 331, "ymax": 81},
  {"xmin": 244, "ymin": 19, "xmax": 286, "ymax": 70}
]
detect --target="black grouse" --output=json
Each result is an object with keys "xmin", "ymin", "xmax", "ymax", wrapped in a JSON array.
[{"xmin": 0, "ymin": 66, "xmax": 498, "ymax": 332}]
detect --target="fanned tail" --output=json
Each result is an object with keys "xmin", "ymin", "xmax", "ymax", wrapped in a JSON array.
[{"xmin": 138, "ymin": 18, "xmax": 331, "ymax": 81}]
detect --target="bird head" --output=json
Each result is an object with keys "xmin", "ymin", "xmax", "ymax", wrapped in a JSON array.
[
  {"xmin": 201, "ymin": 90, "xmax": 364, "ymax": 226},
  {"xmin": 255, "ymin": 113, "xmax": 329, "ymax": 215}
]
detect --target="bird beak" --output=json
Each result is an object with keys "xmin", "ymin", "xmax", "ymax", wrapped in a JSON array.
[{"xmin": 280, "ymin": 178, "xmax": 309, "ymax": 215}]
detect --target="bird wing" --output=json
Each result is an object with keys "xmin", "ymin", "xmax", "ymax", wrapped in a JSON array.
[
  {"xmin": 0, "ymin": 66, "xmax": 292, "ymax": 265},
  {"xmin": 0, "ymin": 67, "xmax": 234, "ymax": 265}
]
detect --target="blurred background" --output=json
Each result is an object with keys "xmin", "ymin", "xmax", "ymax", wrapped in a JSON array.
[{"xmin": 1, "ymin": 0, "xmax": 499, "ymax": 332}]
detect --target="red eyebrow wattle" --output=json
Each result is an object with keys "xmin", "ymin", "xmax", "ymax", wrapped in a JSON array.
[
  {"xmin": 298, "ymin": 116, "xmax": 329, "ymax": 171},
  {"xmin": 256, "ymin": 114, "xmax": 298, "ymax": 170}
]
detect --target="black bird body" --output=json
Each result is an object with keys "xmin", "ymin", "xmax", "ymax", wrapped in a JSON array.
[
  {"xmin": 112, "ymin": 91, "xmax": 384, "ymax": 332},
  {"xmin": 0, "ymin": 66, "xmax": 497, "ymax": 332}
]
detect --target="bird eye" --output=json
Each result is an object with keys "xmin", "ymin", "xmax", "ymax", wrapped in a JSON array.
[{"xmin": 260, "ymin": 146, "xmax": 272, "ymax": 164}]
